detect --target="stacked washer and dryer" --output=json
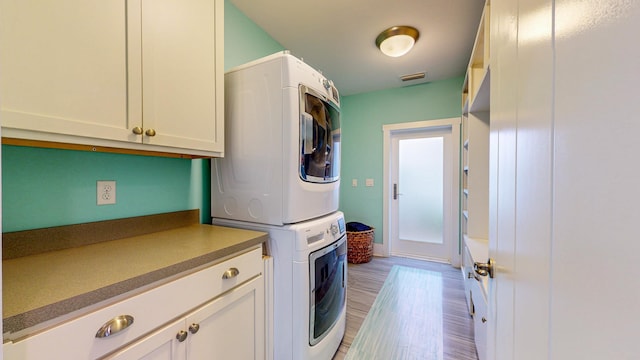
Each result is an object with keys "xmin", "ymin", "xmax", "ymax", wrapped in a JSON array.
[{"xmin": 211, "ymin": 51, "xmax": 346, "ymax": 360}]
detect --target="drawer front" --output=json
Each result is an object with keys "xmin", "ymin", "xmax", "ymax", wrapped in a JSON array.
[{"xmin": 5, "ymin": 246, "xmax": 262, "ymax": 359}]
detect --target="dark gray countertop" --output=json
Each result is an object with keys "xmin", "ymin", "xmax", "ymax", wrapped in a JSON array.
[{"xmin": 3, "ymin": 223, "xmax": 267, "ymax": 337}]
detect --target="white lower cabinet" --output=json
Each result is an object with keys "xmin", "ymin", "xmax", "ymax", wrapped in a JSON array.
[
  {"xmin": 105, "ymin": 318, "xmax": 186, "ymax": 360},
  {"xmin": 3, "ymin": 247, "xmax": 264, "ymax": 360},
  {"xmin": 461, "ymin": 240, "xmax": 488, "ymax": 360},
  {"xmin": 471, "ymin": 285, "xmax": 487, "ymax": 360},
  {"xmin": 462, "ymin": 243, "xmax": 475, "ymax": 315},
  {"xmin": 107, "ymin": 276, "xmax": 264, "ymax": 360},
  {"xmin": 186, "ymin": 277, "xmax": 264, "ymax": 360}
]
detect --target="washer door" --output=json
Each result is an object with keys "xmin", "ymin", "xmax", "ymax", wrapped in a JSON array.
[{"xmin": 308, "ymin": 235, "xmax": 347, "ymax": 345}]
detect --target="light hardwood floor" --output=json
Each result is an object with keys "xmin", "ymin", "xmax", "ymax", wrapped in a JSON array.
[{"xmin": 332, "ymin": 256, "xmax": 478, "ymax": 360}]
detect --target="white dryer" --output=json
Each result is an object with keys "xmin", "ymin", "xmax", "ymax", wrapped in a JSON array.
[{"xmin": 211, "ymin": 51, "xmax": 341, "ymax": 226}]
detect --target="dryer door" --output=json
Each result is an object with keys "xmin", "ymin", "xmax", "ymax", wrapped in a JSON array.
[{"xmin": 299, "ymin": 85, "xmax": 341, "ymax": 183}]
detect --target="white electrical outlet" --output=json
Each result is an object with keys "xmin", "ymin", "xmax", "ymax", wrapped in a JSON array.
[
  {"xmin": 97, "ymin": 180, "xmax": 116, "ymax": 205},
  {"xmin": 366, "ymin": 178, "xmax": 374, "ymax": 187}
]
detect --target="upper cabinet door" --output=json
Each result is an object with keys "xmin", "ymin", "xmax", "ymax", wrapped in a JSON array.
[
  {"xmin": 0, "ymin": 0, "xmax": 224, "ymax": 157},
  {"xmin": 140, "ymin": 0, "xmax": 224, "ymax": 154},
  {"xmin": 0, "ymin": 0, "xmax": 134, "ymax": 142}
]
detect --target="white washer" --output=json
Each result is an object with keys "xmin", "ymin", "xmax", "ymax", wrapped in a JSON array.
[{"xmin": 213, "ymin": 211, "xmax": 347, "ymax": 360}]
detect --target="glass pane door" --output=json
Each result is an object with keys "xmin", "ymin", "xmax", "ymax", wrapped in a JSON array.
[
  {"xmin": 398, "ymin": 136, "xmax": 444, "ymax": 244},
  {"xmin": 389, "ymin": 122, "xmax": 456, "ymax": 262}
]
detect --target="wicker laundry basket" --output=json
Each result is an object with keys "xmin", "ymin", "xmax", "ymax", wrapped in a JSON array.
[{"xmin": 347, "ymin": 226, "xmax": 374, "ymax": 264}]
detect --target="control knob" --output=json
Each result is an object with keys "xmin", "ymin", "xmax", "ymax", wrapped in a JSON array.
[{"xmin": 330, "ymin": 224, "xmax": 339, "ymax": 236}]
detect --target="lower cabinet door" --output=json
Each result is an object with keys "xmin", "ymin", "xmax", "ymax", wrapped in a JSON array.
[
  {"xmin": 462, "ymin": 244, "xmax": 475, "ymax": 315},
  {"xmin": 104, "ymin": 275, "xmax": 264, "ymax": 360},
  {"xmin": 472, "ymin": 286, "xmax": 488, "ymax": 360},
  {"xmin": 104, "ymin": 319, "xmax": 186, "ymax": 360},
  {"xmin": 186, "ymin": 276, "xmax": 265, "ymax": 360}
]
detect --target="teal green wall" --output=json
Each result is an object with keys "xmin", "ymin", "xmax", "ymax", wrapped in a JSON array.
[
  {"xmin": 224, "ymin": 0, "xmax": 284, "ymax": 69},
  {"xmin": 339, "ymin": 78, "xmax": 463, "ymax": 243},
  {"xmin": 1, "ymin": 1, "xmax": 283, "ymax": 233},
  {"xmin": 1, "ymin": 2, "xmax": 462, "ymax": 238},
  {"xmin": 2, "ymin": 146, "xmax": 196, "ymax": 232}
]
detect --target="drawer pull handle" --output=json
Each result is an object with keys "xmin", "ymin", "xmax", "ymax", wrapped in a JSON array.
[
  {"xmin": 132, "ymin": 126, "xmax": 143, "ymax": 135},
  {"xmin": 222, "ymin": 267, "xmax": 240, "ymax": 279},
  {"xmin": 95, "ymin": 315, "xmax": 134, "ymax": 338},
  {"xmin": 176, "ymin": 330, "xmax": 188, "ymax": 342}
]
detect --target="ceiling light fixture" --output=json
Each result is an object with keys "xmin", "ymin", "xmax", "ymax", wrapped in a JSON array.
[{"xmin": 376, "ymin": 26, "xmax": 420, "ymax": 57}]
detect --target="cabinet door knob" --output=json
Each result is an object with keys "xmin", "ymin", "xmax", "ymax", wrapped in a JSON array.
[
  {"xmin": 132, "ymin": 127, "xmax": 143, "ymax": 135},
  {"xmin": 222, "ymin": 267, "xmax": 240, "ymax": 279},
  {"xmin": 145, "ymin": 128, "xmax": 157, "ymax": 137},
  {"xmin": 95, "ymin": 315, "xmax": 134, "ymax": 338},
  {"xmin": 189, "ymin": 323, "xmax": 200, "ymax": 334},
  {"xmin": 482, "ymin": 317, "xmax": 487, "ymax": 323},
  {"xmin": 176, "ymin": 330, "xmax": 188, "ymax": 342}
]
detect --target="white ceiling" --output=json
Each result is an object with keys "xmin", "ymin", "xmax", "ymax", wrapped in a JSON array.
[{"xmin": 230, "ymin": 0, "xmax": 486, "ymax": 96}]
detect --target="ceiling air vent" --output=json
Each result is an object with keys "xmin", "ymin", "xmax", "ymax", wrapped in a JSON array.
[{"xmin": 400, "ymin": 72, "xmax": 426, "ymax": 82}]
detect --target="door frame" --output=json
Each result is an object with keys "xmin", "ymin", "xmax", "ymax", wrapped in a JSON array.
[{"xmin": 382, "ymin": 118, "xmax": 461, "ymax": 266}]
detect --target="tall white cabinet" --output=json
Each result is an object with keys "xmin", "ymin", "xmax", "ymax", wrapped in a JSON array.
[
  {"xmin": 460, "ymin": 1, "xmax": 490, "ymax": 360},
  {"xmin": 0, "ymin": 0, "xmax": 224, "ymax": 157},
  {"xmin": 488, "ymin": 0, "xmax": 640, "ymax": 359}
]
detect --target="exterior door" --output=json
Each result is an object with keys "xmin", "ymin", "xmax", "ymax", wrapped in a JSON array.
[{"xmin": 383, "ymin": 119, "xmax": 459, "ymax": 263}]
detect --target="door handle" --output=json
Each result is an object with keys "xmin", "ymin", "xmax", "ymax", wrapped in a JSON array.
[
  {"xmin": 474, "ymin": 258, "xmax": 495, "ymax": 278},
  {"xmin": 393, "ymin": 183, "xmax": 398, "ymax": 200},
  {"xmin": 301, "ymin": 113, "xmax": 314, "ymax": 155}
]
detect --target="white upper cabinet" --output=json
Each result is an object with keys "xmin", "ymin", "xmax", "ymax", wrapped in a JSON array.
[
  {"xmin": 0, "ymin": 0, "xmax": 131, "ymax": 142},
  {"xmin": 137, "ymin": 0, "xmax": 224, "ymax": 155},
  {"xmin": 0, "ymin": 0, "xmax": 224, "ymax": 157}
]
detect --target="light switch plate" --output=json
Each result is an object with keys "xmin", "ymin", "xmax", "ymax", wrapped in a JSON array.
[
  {"xmin": 352, "ymin": 179, "xmax": 358, "ymax": 187},
  {"xmin": 97, "ymin": 180, "xmax": 116, "ymax": 205}
]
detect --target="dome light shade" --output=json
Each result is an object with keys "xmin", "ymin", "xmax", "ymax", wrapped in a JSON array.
[{"xmin": 376, "ymin": 26, "xmax": 420, "ymax": 57}]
